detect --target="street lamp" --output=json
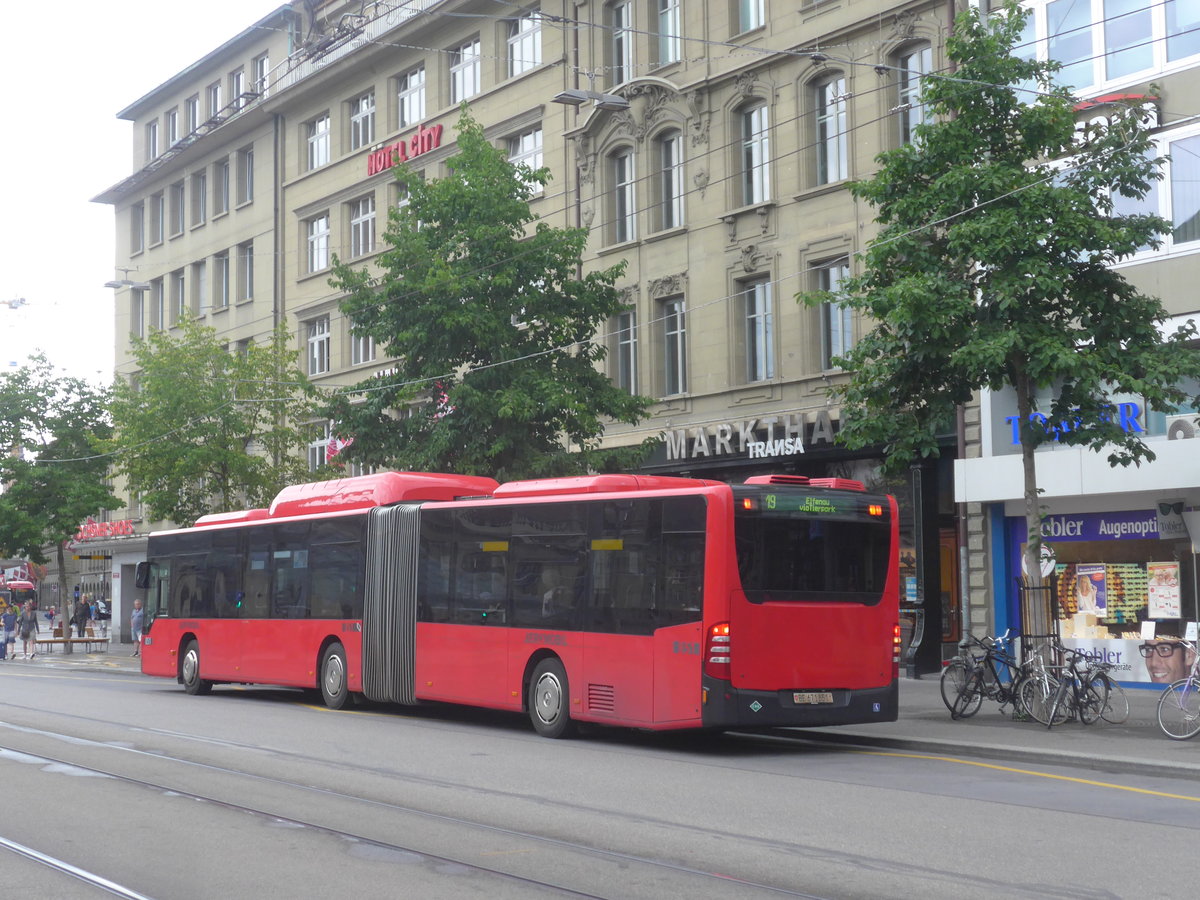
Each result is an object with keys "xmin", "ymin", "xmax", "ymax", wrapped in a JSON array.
[
  {"xmin": 104, "ymin": 279, "xmax": 150, "ymax": 290},
  {"xmin": 552, "ymin": 87, "xmax": 630, "ymax": 111}
]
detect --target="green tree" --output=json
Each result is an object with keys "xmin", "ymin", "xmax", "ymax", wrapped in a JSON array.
[
  {"xmin": 801, "ymin": 2, "xmax": 1200, "ymax": 622},
  {"xmin": 328, "ymin": 110, "xmax": 653, "ymax": 480},
  {"xmin": 110, "ymin": 318, "xmax": 322, "ymax": 525},
  {"xmin": 0, "ymin": 355, "xmax": 120, "ymax": 648}
]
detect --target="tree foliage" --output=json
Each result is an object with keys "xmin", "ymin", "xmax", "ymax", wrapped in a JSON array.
[
  {"xmin": 0, "ymin": 356, "xmax": 120, "ymax": 569},
  {"xmin": 801, "ymin": 1, "xmax": 1200, "ymax": 596},
  {"xmin": 110, "ymin": 319, "xmax": 321, "ymax": 525},
  {"xmin": 328, "ymin": 110, "xmax": 653, "ymax": 480}
]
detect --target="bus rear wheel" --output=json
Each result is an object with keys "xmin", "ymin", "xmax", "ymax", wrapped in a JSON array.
[
  {"xmin": 181, "ymin": 640, "xmax": 213, "ymax": 695},
  {"xmin": 320, "ymin": 643, "xmax": 351, "ymax": 710},
  {"xmin": 528, "ymin": 658, "xmax": 576, "ymax": 739}
]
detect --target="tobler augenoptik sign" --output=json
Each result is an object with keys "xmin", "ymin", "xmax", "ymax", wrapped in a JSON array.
[{"xmin": 663, "ymin": 410, "xmax": 839, "ymax": 462}]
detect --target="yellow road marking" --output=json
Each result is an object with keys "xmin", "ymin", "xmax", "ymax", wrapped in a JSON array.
[{"xmin": 854, "ymin": 748, "xmax": 1200, "ymax": 802}]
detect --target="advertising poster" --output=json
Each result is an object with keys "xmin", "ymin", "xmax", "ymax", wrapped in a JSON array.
[
  {"xmin": 1061, "ymin": 637, "xmax": 1196, "ymax": 685},
  {"xmin": 1074, "ymin": 564, "xmax": 1107, "ymax": 615},
  {"xmin": 1147, "ymin": 561, "xmax": 1182, "ymax": 618}
]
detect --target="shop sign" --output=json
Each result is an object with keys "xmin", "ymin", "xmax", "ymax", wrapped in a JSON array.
[
  {"xmin": 1004, "ymin": 401, "xmax": 1144, "ymax": 445},
  {"xmin": 75, "ymin": 517, "xmax": 135, "ymax": 542},
  {"xmin": 663, "ymin": 411, "xmax": 838, "ymax": 462},
  {"xmin": 1037, "ymin": 510, "xmax": 1160, "ymax": 542},
  {"xmin": 366, "ymin": 123, "xmax": 444, "ymax": 176}
]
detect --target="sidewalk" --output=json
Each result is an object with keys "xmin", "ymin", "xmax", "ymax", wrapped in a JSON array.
[
  {"xmin": 4, "ymin": 647, "xmax": 1197, "ymax": 779},
  {"xmin": 799, "ymin": 675, "xmax": 1200, "ymax": 782}
]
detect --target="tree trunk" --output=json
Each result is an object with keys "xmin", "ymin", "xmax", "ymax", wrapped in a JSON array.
[
  {"xmin": 56, "ymin": 540, "xmax": 73, "ymax": 655},
  {"xmin": 1013, "ymin": 366, "xmax": 1050, "ymax": 639}
]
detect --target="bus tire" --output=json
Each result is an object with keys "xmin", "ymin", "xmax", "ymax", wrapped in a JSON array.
[
  {"xmin": 528, "ymin": 658, "xmax": 576, "ymax": 739},
  {"xmin": 181, "ymin": 640, "xmax": 213, "ymax": 695},
  {"xmin": 320, "ymin": 643, "xmax": 350, "ymax": 710}
]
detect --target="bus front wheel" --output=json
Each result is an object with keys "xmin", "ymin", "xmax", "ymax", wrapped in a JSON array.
[
  {"xmin": 320, "ymin": 643, "xmax": 351, "ymax": 710},
  {"xmin": 528, "ymin": 658, "xmax": 576, "ymax": 739},
  {"xmin": 181, "ymin": 640, "xmax": 213, "ymax": 695}
]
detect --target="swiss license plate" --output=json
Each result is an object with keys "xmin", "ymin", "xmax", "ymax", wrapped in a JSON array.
[{"xmin": 793, "ymin": 691, "xmax": 834, "ymax": 705}]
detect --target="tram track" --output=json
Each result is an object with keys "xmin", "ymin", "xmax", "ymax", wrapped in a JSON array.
[{"xmin": 0, "ymin": 720, "xmax": 831, "ymax": 900}]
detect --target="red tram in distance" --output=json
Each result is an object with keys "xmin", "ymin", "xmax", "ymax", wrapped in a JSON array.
[{"xmin": 137, "ymin": 471, "xmax": 900, "ymax": 737}]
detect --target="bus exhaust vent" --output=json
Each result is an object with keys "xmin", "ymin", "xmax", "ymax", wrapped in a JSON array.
[
  {"xmin": 587, "ymin": 683, "xmax": 616, "ymax": 712},
  {"xmin": 808, "ymin": 478, "xmax": 866, "ymax": 491},
  {"xmin": 362, "ymin": 503, "xmax": 422, "ymax": 705}
]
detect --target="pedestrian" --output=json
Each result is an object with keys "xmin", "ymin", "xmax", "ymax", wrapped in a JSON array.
[
  {"xmin": 73, "ymin": 595, "xmax": 93, "ymax": 639},
  {"xmin": 17, "ymin": 601, "xmax": 38, "ymax": 659},
  {"xmin": 131, "ymin": 598, "xmax": 144, "ymax": 657},
  {"xmin": 0, "ymin": 603, "xmax": 14, "ymax": 660}
]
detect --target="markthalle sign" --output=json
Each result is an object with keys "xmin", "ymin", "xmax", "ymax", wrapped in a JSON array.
[{"xmin": 656, "ymin": 410, "xmax": 839, "ymax": 464}]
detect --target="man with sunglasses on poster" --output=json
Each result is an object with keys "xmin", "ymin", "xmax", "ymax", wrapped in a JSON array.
[{"xmin": 1139, "ymin": 637, "xmax": 1196, "ymax": 684}]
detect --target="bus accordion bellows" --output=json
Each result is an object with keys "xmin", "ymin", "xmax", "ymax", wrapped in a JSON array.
[{"xmin": 136, "ymin": 470, "xmax": 900, "ymax": 737}]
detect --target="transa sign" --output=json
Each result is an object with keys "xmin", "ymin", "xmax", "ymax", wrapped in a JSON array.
[{"xmin": 366, "ymin": 123, "xmax": 444, "ymax": 176}]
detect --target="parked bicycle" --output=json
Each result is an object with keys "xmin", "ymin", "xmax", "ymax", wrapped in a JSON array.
[
  {"xmin": 940, "ymin": 630, "xmax": 1027, "ymax": 719},
  {"xmin": 1090, "ymin": 659, "xmax": 1130, "ymax": 725},
  {"xmin": 1042, "ymin": 646, "xmax": 1108, "ymax": 728},
  {"xmin": 1154, "ymin": 639, "xmax": 1200, "ymax": 740}
]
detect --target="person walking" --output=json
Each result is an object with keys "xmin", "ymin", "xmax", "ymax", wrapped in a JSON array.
[
  {"xmin": 131, "ymin": 598, "xmax": 144, "ymax": 657},
  {"xmin": 73, "ymin": 595, "xmax": 93, "ymax": 640},
  {"xmin": 1, "ymin": 603, "xmax": 15, "ymax": 660},
  {"xmin": 17, "ymin": 601, "xmax": 38, "ymax": 659}
]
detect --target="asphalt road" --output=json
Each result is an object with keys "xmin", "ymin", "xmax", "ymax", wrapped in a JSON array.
[{"xmin": 1, "ymin": 663, "xmax": 1198, "ymax": 899}]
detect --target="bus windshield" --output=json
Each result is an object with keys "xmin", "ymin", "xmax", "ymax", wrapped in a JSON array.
[{"xmin": 733, "ymin": 487, "xmax": 891, "ymax": 605}]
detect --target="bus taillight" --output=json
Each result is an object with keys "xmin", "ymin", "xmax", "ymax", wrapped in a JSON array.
[
  {"xmin": 892, "ymin": 624, "xmax": 902, "ymax": 667},
  {"xmin": 705, "ymin": 622, "xmax": 731, "ymax": 679}
]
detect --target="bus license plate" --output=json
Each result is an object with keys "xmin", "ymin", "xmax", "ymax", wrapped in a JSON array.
[{"xmin": 793, "ymin": 692, "xmax": 833, "ymax": 704}]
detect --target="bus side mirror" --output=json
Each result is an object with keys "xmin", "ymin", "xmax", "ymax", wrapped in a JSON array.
[{"xmin": 134, "ymin": 562, "xmax": 150, "ymax": 590}]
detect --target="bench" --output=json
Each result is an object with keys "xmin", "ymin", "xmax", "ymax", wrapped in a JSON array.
[{"xmin": 34, "ymin": 625, "xmax": 110, "ymax": 654}]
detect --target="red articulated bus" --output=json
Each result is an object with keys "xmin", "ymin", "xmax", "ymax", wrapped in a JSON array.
[
  {"xmin": 137, "ymin": 470, "xmax": 900, "ymax": 737},
  {"xmin": 0, "ymin": 579, "xmax": 38, "ymax": 611}
]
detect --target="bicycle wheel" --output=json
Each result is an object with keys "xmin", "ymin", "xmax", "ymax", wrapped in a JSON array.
[
  {"xmin": 1156, "ymin": 678, "xmax": 1200, "ymax": 740},
  {"xmin": 1100, "ymin": 676, "xmax": 1129, "ymax": 725},
  {"xmin": 1078, "ymin": 674, "xmax": 1108, "ymax": 725},
  {"xmin": 1044, "ymin": 677, "xmax": 1073, "ymax": 728},
  {"xmin": 1019, "ymin": 675, "xmax": 1059, "ymax": 726},
  {"xmin": 941, "ymin": 660, "xmax": 983, "ymax": 719}
]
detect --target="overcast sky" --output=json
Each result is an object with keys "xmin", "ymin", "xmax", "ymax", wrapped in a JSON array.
[{"xmin": 0, "ymin": 1, "xmax": 277, "ymax": 382}]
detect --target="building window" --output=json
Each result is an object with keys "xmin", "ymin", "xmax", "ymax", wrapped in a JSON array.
[
  {"xmin": 230, "ymin": 68, "xmax": 246, "ymax": 109},
  {"xmin": 166, "ymin": 109, "xmax": 179, "ymax": 147},
  {"xmin": 350, "ymin": 195, "xmax": 376, "ymax": 258},
  {"xmin": 660, "ymin": 297, "xmax": 687, "ymax": 396},
  {"xmin": 508, "ymin": 10, "xmax": 542, "ymax": 76},
  {"xmin": 308, "ymin": 317, "xmax": 331, "ymax": 375},
  {"xmin": 819, "ymin": 259, "xmax": 852, "ymax": 369},
  {"xmin": 214, "ymin": 158, "xmax": 230, "ymax": 215},
  {"xmin": 130, "ymin": 202, "xmax": 145, "ymax": 254},
  {"xmin": 898, "ymin": 46, "xmax": 932, "ymax": 146},
  {"xmin": 450, "ymin": 39, "xmax": 481, "ymax": 102},
  {"xmin": 656, "ymin": 0, "xmax": 681, "ymax": 65},
  {"xmin": 130, "ymin": 289, "xmax": 145, "ymax": 339},
  {"xmin": 350, "ymin": 91, "xmax": 375, "ymax": 150},
  {"xmin": 150, "ymin": 192, "xmax": 164, "ymax": 245},
  {"xmin": 816, "ymin": 77, "xmax": 848, "ymax": 185},
  {"xmin": 151, "ymin": 279, "xmax": 165, "ymax": 330},
  {"xmin": 191, "ymin": 261, "xmax": 207, "ymax": 316},
  {"xmin": 656, "ymin": 130, "xmax": 684, "ymax": 229},
  {"xmin": 741, "ymin": 105, "xmax": 770, "ymax": 204},
  {"xmin": 508, "ymin": 128, "xmax": 543, "ymax": 194},
  {"xmin": 185, "ymin": 96, "xmax": 200, "ymax": 133},
  {"xmin": 742, "ymin": 278, "xmax": 774, "ymax": 382},
  {"xmin": 612, "ymin": 149, "xmax": 636, "ymax": 243},
  {"xmin": 308, "ymin": 421, "xmax": 332, "ymax": 472},
  {"xmin": 614, "ymin": 309, "xmax": 637, "ymax": 393},
  {"xmin": 254, "ymin": 54, "xmax": 270, "ymax": 98},
  {"xmin": 170, "ymin": 181, "xmax": 185, "ymax": 236},
  {"xmin": 307, "ymin": 214, "xmax": 330, "ymax": 272},
  {"xmin": 191, "ymin": 172, "xmax": 207, "ymax": 226},
  {"xmin": 610, "ymin": 1, "xmax": 633, "ymax": 85},
  {"xmin": 145, "ymin": 121, "xmax": 159, "ymax": 161},
  {"xmin": 237, "ymin": 241, "xmax": 254, "ymax": 301},
  {"xmin": 237, "ymin": 146, "xmax": 254, "ymax": 204},
  {"xmin": 398, "ymin": 66, "xmax": 426, "ymax": 127},
  {"xmin": 308, "ymin": 114, "xmax": 331, "ymax": 170},
  {"xmin": 206, "ymin": 82, "xmax": 222, "ymax": 119},
  {"xmin": 737, "ymin": 0, "xmax": 764, "ymax": 33},
  {"xmin": 214, "ymin": 251, "xmax": 230, "ymax": 310},
  {"xmin": 351, "ymin": 331, "xmax": 376, "ymax": 366},
  {"xmin": 171, "ymin": 270, "xmax": 186, "ymax": 325}
]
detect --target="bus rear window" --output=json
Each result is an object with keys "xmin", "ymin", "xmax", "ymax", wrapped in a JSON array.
[{"xmin": 734, "ymin": 491, "xmax": 890, "ymax": 604}]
